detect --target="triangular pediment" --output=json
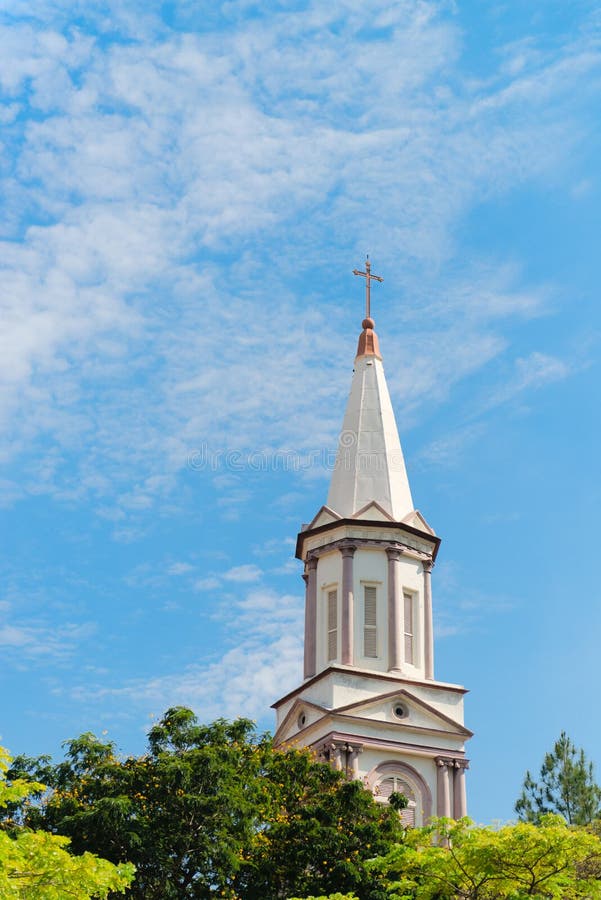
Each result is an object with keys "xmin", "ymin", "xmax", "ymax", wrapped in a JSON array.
[
  {"xmin": 308, "ymin": 505, "xmax": 343, "ymax": 530},
  {"xmin": 273, "ymin": 697, "xmax": 328, "ymax": 745},
  {"xmin": 401, "ymin": 509, "xmax": 436, "ymax": 536},
  {"xmin": 352, "ymin": 501, "xmax": 395, "ymax": 522},
  {"xmin": 333, "ymin": 688, "xmax": 472, "ymax": 737}
]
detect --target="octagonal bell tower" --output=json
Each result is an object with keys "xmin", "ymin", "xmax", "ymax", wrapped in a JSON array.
[{"xmin": 272, "ymin": 260, "xmax": 472, "ymax": 825}]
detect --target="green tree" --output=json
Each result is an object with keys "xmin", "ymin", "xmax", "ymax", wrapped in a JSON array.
[
  {"xmin": 237, "ymin": 746, "xmax": 403, "ymax": 899},
  {"xmin": 289, "ymin": 895, "xmax": 358, "ymax": 900},
  {"xmin": 516, "ymin": 731, "xmax": 601, "ymax": 825},
  {"xmin": 8, "ymin": 708, "xmax": 404, "ymax": 900},
  {"xmin": 368, "ymin": 815, "xmax": 601, "ymax": 900},
  {"xmin": 0, "ymin": 745, "xmax": 134, "ymax": 899}
]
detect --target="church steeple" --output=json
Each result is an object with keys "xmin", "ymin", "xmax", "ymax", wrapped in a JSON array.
[
  {"xmin": 326, "ymin": 310, "xmax": 414, "ymax": 521},
  {"xmin": 272, "ymin": 262, "xmax": 471, "ymax": 826}
]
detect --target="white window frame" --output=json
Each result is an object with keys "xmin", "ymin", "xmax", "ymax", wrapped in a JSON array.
[
  {"xmin": 325, "ymin": 585, "xmax": 338, "ymax": 662},
  {"xmin": 362, "ymin": 583, "xmax": 378, "ymax": 659},
  {"xmin": 374, "ymin": 774, "xmax": 418, "ymax": 827},
  {"xmin": 403, "ymin": 589, "xmax": 416, "ymax": 666}
]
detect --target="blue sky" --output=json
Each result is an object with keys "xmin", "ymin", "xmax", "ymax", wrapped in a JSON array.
[{"xmin": 1, "ymin": 0, "xmax": 600, "ymax": 824}]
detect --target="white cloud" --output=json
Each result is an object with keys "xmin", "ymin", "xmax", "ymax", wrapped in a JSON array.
[
  {"xmin": 479, "ymin": 352, "xmax": 571, "ymax": 414},
  {"xmin": 68, "ymin": 587, "xmax": 303, "ymax": 724},
  {"xmin": 514, "ymin": 352, "xmax": 571, "ymax": 390},
  {"xmin": 0, "ymin": 1, "xmax": 597, "ymax": 514},
  {"xmin": 253, "ymin": 537, "xmax": 296, "ymax": 556},
  {"xmin": 167, "ymin": 562, "xmax": 195, "ymax": 576},
  {"xmin": 417, "ymin": 424, "xmax": 486, "ymax": 469},
  {"xmin": 0, "ymin": 609, "xmax": 96, "ymax": 661},
  {"xmin": 193, "ymin": 576, "xmax": 221, "ymax": 592},
  {"xmin": 433, "ymin": 560, "xmax": 515, "ymax": 639},
  {"xmin": 416, "ymin": 348, "xmax": 574, "ymax": 468},
  {"xmin": 223, "ymin": 564, "xmax": 263, "ymax": 583},
  {"xmin": 270, "ymin": 559, "xmax": 300, "ymax": 576}
]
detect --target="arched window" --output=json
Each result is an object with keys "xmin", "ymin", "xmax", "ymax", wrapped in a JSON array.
[
  {"xmin": 374, "ymin": 774, "xmax": 417, "ymax": 827},
  {"xmin": 366, "ymin": 761, "xmax": 432, "ymax": 827}
]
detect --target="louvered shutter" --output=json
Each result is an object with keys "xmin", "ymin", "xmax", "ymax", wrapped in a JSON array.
[
  {"xmin": 377, "ymin": 777, "xmax": 395, "ymax": 799},
  {"xmin": 375, "ymin": 776, "xmax": 417, "ymax": 827},
  {"xmin": 403, "ymin": 591, "xmax": 414, "ymax": 665},
  {"xmin": 401, "ymin": 804, "xmax": 416, "ymax": 827},
  {"xmin": 395, "ymin": 778, "xmax": 417, "ymax": 827},
  {"xmin": 327, "ymin": 589, "xmax": 337, "ymax": 661},
  {"xmin": 363, "ymin": 585, "xmax": 377, "ymax": 658}
]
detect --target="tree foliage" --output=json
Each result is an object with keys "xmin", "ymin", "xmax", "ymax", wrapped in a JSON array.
[
  {"xmin": 7, "ymin": 708, "xmax": 404, "ymax": 900},
  {"xmin": 9, "ymin": 715, "xmax": 601, "ymax": 900},
  {"xmin": 0, "ymin": 745, "xmax": 134, "ymax": 899},
  {"xmin": 367, "ymin": 815, "xmax": 601, "ymax": 900},
  {"xmin": 516, "ymin": 732, "xmax": 601, "ymax": 825},
  {"xmin": 289, "ymin": 895, "xmax": 358, "ymax": 900}
]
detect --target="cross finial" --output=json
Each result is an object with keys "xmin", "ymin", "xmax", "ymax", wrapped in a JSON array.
[{"xmin": 353, "ymin": 255, "xmax": 383, "ymax": 320}]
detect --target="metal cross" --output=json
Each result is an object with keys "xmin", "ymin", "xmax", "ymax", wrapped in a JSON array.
[{"xmin": 353, "ymin": 255, "xmax": 383, "ymax": 319}]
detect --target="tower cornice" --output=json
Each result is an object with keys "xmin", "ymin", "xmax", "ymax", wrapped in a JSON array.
[{"xmin": 296, "ymin": 516, "xmax": 441, "ymax": 562}]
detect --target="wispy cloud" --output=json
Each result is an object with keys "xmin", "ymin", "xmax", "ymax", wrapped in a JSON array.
[
  {"xmin": 433, "ymin": 560, "xmax": 515, "ymax": 640},
  {"xmin": 223, "ymin": 564, "xmax": 263, "ymax": 583},
  {"xmin": 0, "ymin": 608, "xmax": 96, "ymax": 662},
  {"xmin": 416, "ymin": 349, "xmax": 574, "ymax": 468},
  {"xmin": 194, "ymin": 576, "xmax": 221, "ymax": 592},
  {"xmin": 253, "ymin": 537, "xmax": 296, "ymax": 556},
  {"xmin": 479, "ymin": 352, "xmax": 572, "ymax": 413},
  {"xmin": 68, "ymin": 587, "xmax": 303, "ymax": 724},
  {"xmin": 167, "ymin": 562, "xmax": 195, "ymax": 576},
  {"xmin": 417, "ymin": 424, "xmax": 486, "ymax": 470},
  {"xmin": 0, "ymin": 1, "xmax": 598, "ymax": 515}
]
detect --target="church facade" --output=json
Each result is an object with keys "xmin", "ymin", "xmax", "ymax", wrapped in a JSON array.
[{"xmin": 272, "ymin": 263, "xmax": 471, "ymax": 825}]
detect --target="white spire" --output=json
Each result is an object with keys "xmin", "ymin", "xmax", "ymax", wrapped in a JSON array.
[{"xmin": 326, "ymin": 317, "xmax": 414, "ymax": 521}]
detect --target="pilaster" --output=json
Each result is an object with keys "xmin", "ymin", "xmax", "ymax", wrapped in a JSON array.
[
  {"xmin": 303, "ymin": 555, "xmax": 318, "ymax": 679},
  {"xmin": 386, "ymin": 546, "xmax": 404, "ymax": 673},
  {"xmin": 453, "ymin": 760, "xmax": 469, "ymax": 818},
  {"xmin": 329, "ymin": 740, "xmax": 347, "ymax": 771},
  {"xmin": 347, "ymin": 742, "xmax": 364, "ymax": 779},
  {"xmin": 340, "ymin": 544, "xmax": 356, "ymax": 666},
  {"xmin": 436, "ymin": 757, "xmax": 453, "ymax": 817},
  {"xmin": 423, "ymin": 558, "xmax": 434, "ymax": 680}
]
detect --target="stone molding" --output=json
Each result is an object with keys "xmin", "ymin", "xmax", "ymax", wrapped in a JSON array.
[
  {"xmin": 385, "ymin": 546, "xmax": 405, "ymax": 561},
  {"xmin": 296, "ymin": 516, "xmax": 440, "ymax": 562},
  {"xmin": 365, "ymin": 759, "xmax": 433, "ymax": 822},
  {"xmin": 352, "ymin": 500, "xmax": 395, "ymax": 522},
  {"xmin": 332, "ymin": 686, "xmax": 471, "ymax": 734},
  {"xmin": 299, "ymin": 532, "xmax": 435, "ymax": 563},
  {"xmin": 435, "ymin": 755, "xmax": 457, "ymax": 767},
  {"xmin": 272, "ymin": 664, "xmax": 469, "ymax": 709},
  {"xmin": 272, "ymin": 697, "xmax": 329, "ymax": 746},
  {"xmin": 316, "ymin": 738, "xmax": 365, "ymax": 778},
  {"xmin": 339, "ymin": 543, "xmax": 358, "ymax": 557},
  {"xmin": 311, "ymin": 729, "xmax": 468, "ymax": 762}
]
